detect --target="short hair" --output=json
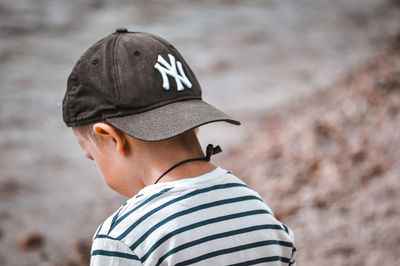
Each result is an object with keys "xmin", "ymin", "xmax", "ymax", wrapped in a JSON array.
[{"xmin": 73, "ymin": 123, "xmax": 96, "ymax": 139}]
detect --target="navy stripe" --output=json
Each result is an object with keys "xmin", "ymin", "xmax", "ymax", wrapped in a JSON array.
[
  {"xmin": 93, "ymin": 222, "xmax": 104, "ymax": 240},
  {"xmin": 155, "ymin": 223, "xmax": 284, "ymax": 265},
  {"xmin": 289, "ymin": 246, "xmax": 297, "ymax": 265},
  {"xmin": 95, "ymin": 234, "xmax": 117, "ymax": 240},
  {"xmin": 228, "ymin": 256, "xmax": 291, "ymax": 266},
  {"xmin": 129, "ymin": 195, "xmax": 262, "ymax": 250},
  {"xmin": 110, "ymin": 187, "xmax": 173, "ymax": 231},
  {"xmin": 91, "ymin": 250, "xmax": 140, "ymax": 260},
  {"xmin": 107, "ymin": 203, "xmax": 128, "ymax": 234},
  {"xmin": 282, "ymin": 223, "xmax": 289, "ymax": 234},
  {"xmin": 116, "ymin": 183, "xmax": 249, "ymax": 240},
  {"xmin": 143, "ymin": 209, "xmax": 273, "ymax": 263},
  {"xmin": 175, "ymin": 240, "xmax": 293, "ymax": 266}
]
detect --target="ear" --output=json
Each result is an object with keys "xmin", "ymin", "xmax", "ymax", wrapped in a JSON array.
[{"xmin": 93, "ymin": 122, "xmax": 127, "ymax": 156}]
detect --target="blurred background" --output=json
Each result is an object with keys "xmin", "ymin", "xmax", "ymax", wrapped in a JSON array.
[{"xmin": 0, "ymin": 0, "xmax": 399, "ymax": 265}]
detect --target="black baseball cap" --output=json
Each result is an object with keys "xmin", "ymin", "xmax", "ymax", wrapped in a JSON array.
[{"xmin": 62, "ymin": 28, "xmax": 240, "ymax": 141}]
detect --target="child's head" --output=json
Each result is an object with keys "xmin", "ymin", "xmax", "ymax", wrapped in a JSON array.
[
  {"xmin": 62, "ymin": 29, "xmax": 240, "ymax": 195},
  {"xmin": 72, "ymin": 121, "xmax": 200, "ymax": 196}
]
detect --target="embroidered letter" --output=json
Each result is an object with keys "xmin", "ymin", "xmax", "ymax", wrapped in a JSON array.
[{"xmin": 154, "ymin": 54, "xmax": 192, "ymax": 91}]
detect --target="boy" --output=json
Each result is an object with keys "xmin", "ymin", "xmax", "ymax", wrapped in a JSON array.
[{"xmin": 62, "ymin": 28, "xmax": 296, "ymax": 265}]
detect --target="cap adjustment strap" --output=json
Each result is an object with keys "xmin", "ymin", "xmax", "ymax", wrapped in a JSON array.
[{"xmin": 205, "ymin": 144, "xmax": 222, "ymax": 161}]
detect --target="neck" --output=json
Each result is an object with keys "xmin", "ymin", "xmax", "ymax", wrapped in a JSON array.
[
  {"xmin": 154, "ymin": 160, "xmax": 217, "ymax": 184},
  {"xmin": 124, "ymin": 130, "xmax": 216, "ymax": 194}
]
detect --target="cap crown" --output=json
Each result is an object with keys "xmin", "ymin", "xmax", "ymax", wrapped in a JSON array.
[{"xmin": 63, "ymin": 31, "xmax": 202, "ymax": 127}]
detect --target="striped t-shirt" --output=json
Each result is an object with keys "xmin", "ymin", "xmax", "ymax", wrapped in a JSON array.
[{"xmin": 90, "ymin": 167, "xmax": 296, "ymax": 265}]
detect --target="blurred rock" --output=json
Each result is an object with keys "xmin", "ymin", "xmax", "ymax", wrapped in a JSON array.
[
  {"xmin": 274, "ymin": 199, "xmax": 301, "ymax": 221},
  {"xmin": 57, "ymin": 260, "xmax": 81, "ymax": 266},
  {"xmin": 375, "ymin": 76, "xmax": 400, "ymax": 94},
  {"xmin": 312, "ymin": 197, "xmax": 328, "ymax": 209},
  {"xmin": 75, "ymin": 239, "xmax": 91, "ymax": 265},
  {"xmin": 19, "ymin": 233, "xmax": 44, "ymax": 250},
  {"xmin": 360, "ymin": 164, "xmax": 384, "ymax": 185},
  {"xmin": 0, "ymin": 179, "xmax": 25, "ymax": 198},
  {"xmin": 325, "ymin": 244, "xmax": 355, "ymax": 257},
  {"xmin": 55, "ymin": 239, "xmax": 91, "ymax": 266}
]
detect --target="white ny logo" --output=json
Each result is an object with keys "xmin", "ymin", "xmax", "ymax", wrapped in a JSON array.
[{"xmin": 154, "ymin": 54, "xmax": 192, "ymax": 91}]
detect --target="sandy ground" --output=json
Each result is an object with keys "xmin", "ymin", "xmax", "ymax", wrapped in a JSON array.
[{"xmin": 0, "ymin": 0, "xmax": 399, "ymax": 265}]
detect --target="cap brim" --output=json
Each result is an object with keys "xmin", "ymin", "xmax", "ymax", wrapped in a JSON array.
[{"xmin": 106, "ymin": 99, "xmax": 240, "ymax": 141}]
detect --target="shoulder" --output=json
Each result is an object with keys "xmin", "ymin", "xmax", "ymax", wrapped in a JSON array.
[
  {"xmin": 92, "ymin": 202, "xmax": 129, "ymax": 241},
  {"xmin": 90, "ymin": 199, "xmax": 147, "ymax": 265},
  {"xmin": 91, "ymin": 234, "xmax": 141, "ymax": 265}
]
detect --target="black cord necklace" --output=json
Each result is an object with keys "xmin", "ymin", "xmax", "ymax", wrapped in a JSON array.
[{"xmin": 154, "ymin": 144, "xmax": 222, "ymax": 184}]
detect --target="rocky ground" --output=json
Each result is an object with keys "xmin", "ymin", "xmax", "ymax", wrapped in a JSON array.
[{"xmin": 220, "ymin": 37, "xmax": 400, "ymax": 266}]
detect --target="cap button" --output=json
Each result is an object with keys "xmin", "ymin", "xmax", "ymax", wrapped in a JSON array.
[{"xmin": 115, "ymin": 28, "xmax": 128, "ymax": 33}]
